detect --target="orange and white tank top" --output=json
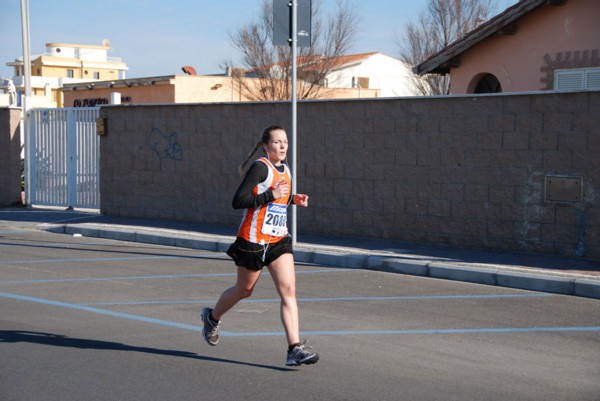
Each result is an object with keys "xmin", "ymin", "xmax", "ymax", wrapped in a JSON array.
[{"xmin": 237, "ymin": 157, "xmax": 292, "ymax": 244}]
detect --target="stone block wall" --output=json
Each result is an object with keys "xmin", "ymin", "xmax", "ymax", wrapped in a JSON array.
[
  {"xmin": 99, "ymin": 91, "xmax": 600, "ymax": 259},
  {"xmin": 0, "ymin": 108, "xmax": 22, "ymax": 207}
]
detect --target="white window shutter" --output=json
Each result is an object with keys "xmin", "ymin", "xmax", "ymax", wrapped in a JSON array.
[
  {"xmin": 555, "ymin": 67, "xmax": 600, "ymax": 91},
  {"xmin": 585, "ymin": 70, "xmax": 600, "ymax": 89},
  {"xmin": 555, "ymin": 70, "xmax": 584, "ymax": 91}
]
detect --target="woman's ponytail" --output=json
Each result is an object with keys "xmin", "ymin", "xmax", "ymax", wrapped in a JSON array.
[
  {"xmin": 238, "ymin": 140, "xmax": 262, "ymax": 177},
  {"xmin": 238, "ymin": 125, "xmax": 285, "ymax": 177}
]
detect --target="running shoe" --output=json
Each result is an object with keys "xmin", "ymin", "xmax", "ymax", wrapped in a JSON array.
[
  {"xmin": 200, "ymin": 307, "xmax": 220, "ymax": 346},
  {"xmin": 286, "ymin": 340, "xmax": 319, "ymax": 366}
]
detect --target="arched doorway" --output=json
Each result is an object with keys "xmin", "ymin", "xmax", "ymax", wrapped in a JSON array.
[{"xmin": 472, "ymin": 73, "xmax": 502, "ymax": 93}]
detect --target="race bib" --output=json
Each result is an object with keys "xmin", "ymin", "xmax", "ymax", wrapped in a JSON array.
[{"xmin": 261, "ymin": 203, "xmax": 288, "ymax": 237}]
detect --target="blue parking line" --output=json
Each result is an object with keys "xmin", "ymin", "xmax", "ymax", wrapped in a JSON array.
[
  {"xmin": 0, "ymin": 241, "xmax": 123, "ymax": 247},
  {"xmin": 0, "ymin": 273, "xmax": 238, "ymax": 284},
  {"xmin": 1, "ymin": 291, "xmax": 201, "ymax": 332},
  {"xmin": 82, "ymin": 293, "xmax": 553, "ymax": 306},
  {"xmin": 0, "ymin": 269, "xmax": 349, "ymax": 285},
  {"xmin": 282, "ymin": 326, "xmax": 600, "ymax": 336},
  {"xmin": 3, "ymin": 291, "xmax": 599, "ymax": 337},
  {"xmin": 0, "ymin": 254, "xmax": 220, "ymax": 265}
]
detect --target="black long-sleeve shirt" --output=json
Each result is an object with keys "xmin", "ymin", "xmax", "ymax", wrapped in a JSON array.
[{"xmin": 232, "ymin": 160, "xmax": 291, "ymax": 209}]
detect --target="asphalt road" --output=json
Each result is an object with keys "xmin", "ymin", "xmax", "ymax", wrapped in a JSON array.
[{"xmin": 1, "ymin": 225, "xmax": 599, "ymax": 401}]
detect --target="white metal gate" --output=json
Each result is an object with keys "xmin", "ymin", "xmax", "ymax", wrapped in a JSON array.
[{"xmin": 26, "ymin": 107, "xmax": 100, "ymax": 209}]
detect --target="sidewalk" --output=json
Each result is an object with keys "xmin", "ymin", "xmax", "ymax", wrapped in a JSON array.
[{"xmin": 2, "ymin": 206, "xmax": 599, "ymax": 299}]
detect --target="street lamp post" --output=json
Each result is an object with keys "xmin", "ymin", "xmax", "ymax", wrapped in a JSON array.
[
  {"xmin": 273, "ymin": 0, "xmax": 311, "ymax": 244},
  {"xmin": 20, "ymin": 0, "xmax": 32, "ymax": 112},
  {"xmin": 20, "ymin": 0, "xmax": 32, "ymax": 206},
  {"xmin": 290, "ymin": 0, "xmax": 298, "ymax": 243}
]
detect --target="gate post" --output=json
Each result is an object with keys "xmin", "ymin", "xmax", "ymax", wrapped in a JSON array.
[
  {"xmin": 25, "ymin": 110, "xmax": 36, "ymax": 206},
  {"xmin": 66, "ymin": 109, "xmax": 77, "ymax": 208}
]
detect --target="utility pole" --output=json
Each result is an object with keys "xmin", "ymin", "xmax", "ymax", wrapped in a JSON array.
[
  {"xmin": 290, "ymin": 0, "xmax": 298, "ymax": 243},
  {"xmin": 20, "ymin": 0, "xmax": 32, "ymax": 205},
  {"xmin": 273, "ymin": 0, "xmax": 311, "ymax": 244}
]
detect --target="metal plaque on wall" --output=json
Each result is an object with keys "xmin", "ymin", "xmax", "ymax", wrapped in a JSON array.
[{"xmin": 544, "ymin": 175, "xmax": 582, "ymax": 203}]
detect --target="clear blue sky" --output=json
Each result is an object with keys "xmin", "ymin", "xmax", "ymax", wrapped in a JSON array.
[{"xmin": 1, "ymin": 0, "xmax": 516, "ymax": 79}]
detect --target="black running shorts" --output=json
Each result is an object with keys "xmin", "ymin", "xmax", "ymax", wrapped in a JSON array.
[{"xmin": 226, "ymin": 236, "xmax": 294, "ymax": 271}]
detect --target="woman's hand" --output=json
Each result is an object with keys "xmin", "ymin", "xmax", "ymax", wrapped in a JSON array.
[
  {"xmin": 272, "ymin": 180, "xmax": 290, "ymax": 199},
  {"xmin": 293, "ymin": 194, "xmax": 309, "ymax": 207}
]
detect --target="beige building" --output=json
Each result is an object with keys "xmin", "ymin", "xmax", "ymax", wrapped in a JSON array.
[
  {"xmin": 61, "ymin": 73, "xmax": 380, "ymax": 107},
  {"xmin": 61, "ymin": 52, "xmax": 410, "ymax": 107},
  {"xmin": 61, "ymin": 52, "xmax": 430, "ymax": 107},
  {"xmin": 5, "ymin": 41, "xmax": 128, "ymax": 107},
  {"xmin": 414, "ymin": 0, "xmax": 600, "ymax": 94}
]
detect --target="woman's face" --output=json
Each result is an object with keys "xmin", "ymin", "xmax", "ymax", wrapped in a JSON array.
[{"xmin": 263, "ymin": 129, "xmax": 288, "ymax": 165}]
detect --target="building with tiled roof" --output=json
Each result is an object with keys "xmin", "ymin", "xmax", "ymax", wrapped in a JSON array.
[
  {"xmin": 247, "ymin": 52, "xmax": 424, "ymax": 97},
  {"xmin": 414, "ymin": 0, "xmax": 600, "ymax": 94}
]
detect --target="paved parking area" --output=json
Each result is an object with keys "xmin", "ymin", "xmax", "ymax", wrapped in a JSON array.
[{"xmin": 1, "ymin": 223, "xmax": 600, "ymax": 400}]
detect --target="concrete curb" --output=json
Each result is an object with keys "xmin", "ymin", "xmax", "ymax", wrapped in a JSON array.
[{"xmin": 39, "ymin": 223, "xmax": 600, "ymax": 300}]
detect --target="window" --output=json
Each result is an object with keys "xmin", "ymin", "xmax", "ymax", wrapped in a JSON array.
[
  {"xmin": 554, "ymin": 67, "xmax": 600, "ymax": 91},
  {"xmin": 94, "ymin": 72, "xmax": 100, "ymax": 79},
  {"xmin": 352, "ymin": 76, "xmax": 369, "ymax": 89},
  {"xmin": 66, "ymin": 69, "xmax": 74, "ymax": 78}
]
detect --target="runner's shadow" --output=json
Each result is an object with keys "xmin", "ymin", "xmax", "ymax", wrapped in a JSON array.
[{"xmin": 0, "ymin": 330, "xmax": 295, "ymax": 372}]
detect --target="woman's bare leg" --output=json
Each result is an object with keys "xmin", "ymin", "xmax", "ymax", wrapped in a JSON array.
[
  {"xmin": 212, "ymin": 266, "xmax": 262, "ymax": 321},
  {"xmin": 267, "ymin": 253, "xmax": 300, "ymax": 346}
]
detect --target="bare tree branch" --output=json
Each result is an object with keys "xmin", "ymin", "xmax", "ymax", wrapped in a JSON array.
[
  {"xmin": 397, "ymin": 0, "xmax": 500, "ymax": 95},
  {"xmin": 226, "ymin": 0, "xmax": 360, "ymax": 101}
]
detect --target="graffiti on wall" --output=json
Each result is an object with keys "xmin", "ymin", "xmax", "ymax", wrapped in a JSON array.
[{"xmin": 147, "ymin": 128, "xmax": 183, "ymax": 160}]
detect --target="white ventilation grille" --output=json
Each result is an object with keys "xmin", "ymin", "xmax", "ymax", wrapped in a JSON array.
[{"xmin": 555, "ymin": 67, "xmax": 600, "ymax": 91}]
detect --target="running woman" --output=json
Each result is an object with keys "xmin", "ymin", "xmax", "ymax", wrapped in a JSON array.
[{"xmin": 200, "ymin": 125, "xmax": 319, "ymax": 367}]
